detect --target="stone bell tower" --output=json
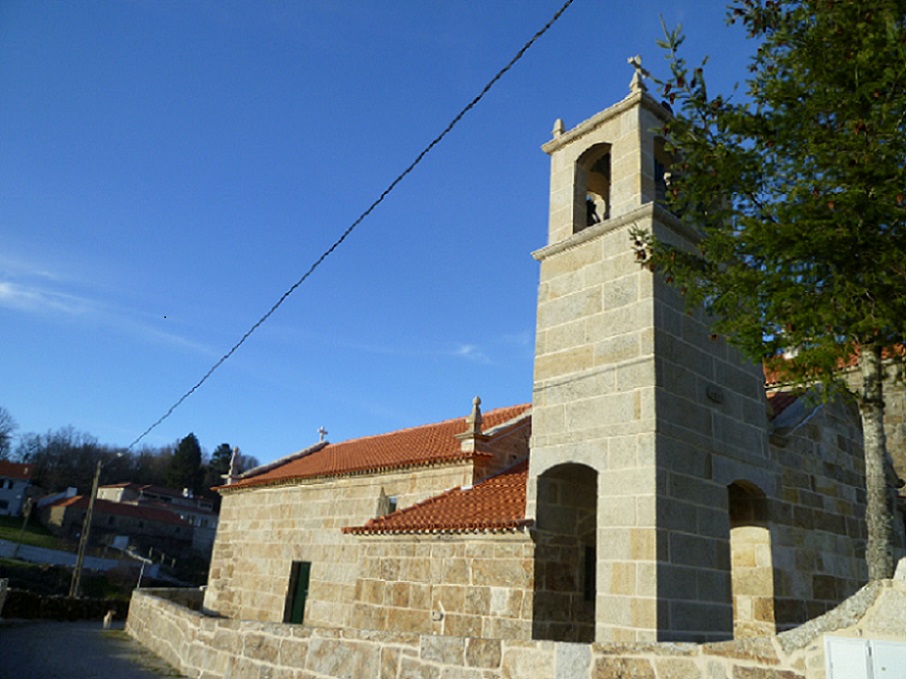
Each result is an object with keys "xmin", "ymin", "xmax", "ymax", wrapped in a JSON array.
[{"xmin": 527, "ymin": 61, "xmax": 770, "ymax": 643}]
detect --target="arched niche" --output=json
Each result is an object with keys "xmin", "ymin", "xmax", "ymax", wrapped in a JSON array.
[
  {"xmin": 574, "ymin": 143, "xmax": 612, "ymax": 233},
  {"xmin": 728, "ymin": 480, "xmax": 775, "ymax": 638},
  {"xmin": 531, "ymin": 462, "xmax": 597, "ymax": 642}
]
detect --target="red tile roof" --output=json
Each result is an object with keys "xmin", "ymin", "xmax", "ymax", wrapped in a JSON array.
[
  {"xmin": 229, "ymin": 403, "xmax": 531, "ymax": 490},
  {"xmin": 0, "ymin": 461, "xmax": 33, "ymax": 481},
  {"xmin": 343, "ymin": 460, "xmax": 530, "ymax": 535},
  {"xmin": 50, "ymin": 496, "xmax": 191, "ymax": 526},
  {"xmin": 763, "ymin": 344, "xmax": 906, "ymax": 387}
]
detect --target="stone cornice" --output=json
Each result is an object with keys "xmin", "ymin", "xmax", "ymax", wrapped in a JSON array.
[{"xmin": 532, "ymin": 202, "xmax": 698, "ymax": 262}]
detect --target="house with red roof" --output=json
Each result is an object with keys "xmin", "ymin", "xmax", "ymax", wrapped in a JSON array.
[
  {"xmin": 200, "ymin": 80, "xmax": 905, "ymax": 645},
  {"xmin": 97, "ymin": 482, "xmax": 218, "ymax": 553},
  {"xmin": 41, "ymin": 494, "xmax": 193, "ymax": 555},
  {"xmin": 0, "ymin": 460, "xmax": 33, "ymax": 517}
]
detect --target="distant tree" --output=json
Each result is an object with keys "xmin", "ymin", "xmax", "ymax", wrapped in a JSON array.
[
  {"xmin": 201, "ymin": 443, "xmax": 233, "ymax": 501},
  {"xmin": 0, "ymin": 406, "xmax": 17, "ymax": 460},
  {"xmin": 128, "ymin": 444, "xmax": 174, "ymax": 488},
  {"xmin": 237, "ymin": 452, "xmax": 260, "ymax": 475},
  {"xmin": 635, "ymin": 1, "xmax": 906, "ymax": 580},
  {"xmin": 210, "ymin": 443, "xmax": 233, "ymax": 478},
  {"xmin": 165, "ymin": 433, "xmax": 204, "ymax": 495},
  {"xmin": 14, "ymin": 426, "xmax": 124, "ymax": 493}
]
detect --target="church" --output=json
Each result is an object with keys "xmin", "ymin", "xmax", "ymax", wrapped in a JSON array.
[{"xmin": 200, "ymin": 72, "xmax": 905, "ymax": 645}]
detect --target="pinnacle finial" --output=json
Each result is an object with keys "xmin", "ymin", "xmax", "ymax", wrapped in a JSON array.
[
  {"xmin": 628, "ymin": 55, "xmax": 649, "ymax": 93},
  {"xmin": 552, "ymin": 118, "xmax": 565, "ymax": 138},
  {"xmin": 465, "ymin": 396, "xmax": 483, "ymax": 436},
  {"xmin": 223, "ymin": 446, "xmax": 240, "ymax": 484}
]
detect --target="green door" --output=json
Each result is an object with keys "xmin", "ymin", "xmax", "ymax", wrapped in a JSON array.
[{"xmin": 286, "ymin": 561, "xmax": 311, "ymax": 624}]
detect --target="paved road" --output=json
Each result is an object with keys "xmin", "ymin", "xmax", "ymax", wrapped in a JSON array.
[{"xmin": 0, "ymin": 620, "xmax": 187, "ymax": 678}]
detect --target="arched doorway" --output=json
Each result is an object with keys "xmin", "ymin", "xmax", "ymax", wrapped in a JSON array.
[
  {"xmin": 532, "ymin": 463, "xmax": 597, "ymax": 642},
  {"xmin": 728, "ymin": 480, "xmax": 775, "ymax": 638}
]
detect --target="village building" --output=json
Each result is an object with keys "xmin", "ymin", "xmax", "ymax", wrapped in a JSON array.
[
  {"xmin": 40, "ymin": 494, "xmax": 193, "ymax": 556},
  {"xmin": 200, "ymin": 75, "xmax": 906, "ymax": 646},
  {"xmin": 97, "ymin": 482, "xmax": 219, "ymax": 553},
  {"xmin": 0, "ymin": 460, "xmax": 32, "ymax": 517}
]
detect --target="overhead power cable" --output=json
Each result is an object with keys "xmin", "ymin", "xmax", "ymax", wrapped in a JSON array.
[{"xmin": 127, "ymin": 0, "xmax": 576, "ymax": 450}]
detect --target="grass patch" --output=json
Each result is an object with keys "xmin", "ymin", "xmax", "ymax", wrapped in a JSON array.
[{"xmin": 0, "ymin": 515, "xmax": 63, "ymax": 550}]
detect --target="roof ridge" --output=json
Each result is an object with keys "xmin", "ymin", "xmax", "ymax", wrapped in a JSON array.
[{"xmin": 329, "ymin": 403, "xmax": 531, "ymax": 447}]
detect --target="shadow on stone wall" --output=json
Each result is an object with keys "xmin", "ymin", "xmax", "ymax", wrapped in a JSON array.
[{"xmin": 126, "ymin": 560, "xmax": 906, "ymax": 679}]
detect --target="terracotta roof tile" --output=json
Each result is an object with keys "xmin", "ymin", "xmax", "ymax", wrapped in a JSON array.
[
  {"xmin": 763, "ymin": 344, "xmax": 906, "ymax": 386},
  {"xmin": 343, "ymin": 460, "xmax": 530, "ymax": 535},
  {"xmin": 0, "ymin": 461, "xmax": 32, "ymax": 481},
  {"xmin": 230, "ymin": 403, "xmax": 531, "ymax": 490}
]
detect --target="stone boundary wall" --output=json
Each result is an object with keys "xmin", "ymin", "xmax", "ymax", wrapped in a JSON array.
[{"xmin": 127, "ymin": 564, "xmax": 906, "ymax": 679}]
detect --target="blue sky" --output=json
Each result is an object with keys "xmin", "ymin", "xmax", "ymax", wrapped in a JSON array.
[{"xmin": 1, "ymin": 1, "xmax": 753, "ymax": 465}]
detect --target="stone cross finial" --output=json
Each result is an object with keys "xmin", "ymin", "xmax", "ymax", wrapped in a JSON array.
[
  {"xmin": 628, "ymin": 55, "xmax": 649, "ymax": 93},
  {"xmin": 318, "ymin": 426, "xmax": 328, "ymax": 442},
  {"xmin": 223, "ymin": 447, "xmax": 240, "ymax": 485}
]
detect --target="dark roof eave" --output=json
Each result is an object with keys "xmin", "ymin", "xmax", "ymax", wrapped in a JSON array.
[{"xmin": 342, "ymin": 518, "xmax": 534, "ymax": 536}]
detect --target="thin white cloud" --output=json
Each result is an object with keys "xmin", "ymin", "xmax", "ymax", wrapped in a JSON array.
[
  {"xmin": 0, "ymin": 277, "xmax": 216, "ymax": 357},
  {"xmin": 452, "ymin": 343, "xmax": 491, "ymax": 364},
  {"xmin": 0, "ymin": 281, "xmax": 93, "ymax": 315},
  {"xmin": 0, "ymin": 253, "xmax": 64, "ymax": 281}
]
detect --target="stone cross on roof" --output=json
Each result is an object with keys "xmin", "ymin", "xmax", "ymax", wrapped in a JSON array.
[{"xmin": 628, "ymin": 55, "xmax": 650, "ymax": 94}]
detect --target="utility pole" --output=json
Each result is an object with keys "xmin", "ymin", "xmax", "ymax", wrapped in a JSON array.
[
  {"xmin": 11, "ymin": 497, "xmax": 33, "ymax": 559},
  {"xmin": 69, "ymin": 459, "xmax": 102, "ymax": 598}
]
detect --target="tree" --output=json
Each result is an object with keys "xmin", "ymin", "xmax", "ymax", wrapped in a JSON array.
[
  {"xmin": 165, "ymin": 433, "xmax": 204, "ymax": 495},
  {"xmin": 635, "ymin": 0, "xmax": 906, "ymax": 580},
  {"xmin": 0, "ymin": 406, "xmax": 17, "ymax": 459},
  {"xmin": 208, "ymin": 443, "xmax": 233, "ymax": 479},
  {"xmin": 15, "ymin": 426, "xmax": 123, "ymax": 493}
]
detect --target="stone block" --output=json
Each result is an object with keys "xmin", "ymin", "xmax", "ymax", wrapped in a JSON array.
[
  {"xmin": 443, "ymin": 614, "xmax": 483, "ymax": 638},
  {"xmin": 554, "ymin": 643, "xmax": 591, "ymax": 678},
  {"xmin": 421, "ymin": 635, "xmax": 465, "ymax": 665},
  {"xmin": 592, "ymin": 656, "xmax": 656, "ymax": 679},
  {"xmin": 399, "ymin": 656, "xmax": 441, "ymax": 679},
  {"xmin": 387, "ymin": 607, "xmax": 432, "ymax": 635},
  {"xmin": 501, "ymin": 645, "xmax": 554, "ymax": 679},
  {"xmin": 465, "ymin": 638, "xmax": 501, "ymax": 669},
  {"xmin": 380, "ymin": 647, "xmax": 402, "ymax": 679},
  {"xmin": 305, "ymin": 638, "xmax": 379, "ymax": 679},
  {"xmin": 489, "ymin": 587, "xmax": 523, "ymax": 618},
  {"xmin": 654, "ymin": 658, "xmax": 702, "ymax": 679},
  {"xmin": 242, "ymin": 631, "xmax": 281, "ymax": 661},
  {"xmin": 390, "ymin": 582, "xmax": 411, "ymax": 608}
]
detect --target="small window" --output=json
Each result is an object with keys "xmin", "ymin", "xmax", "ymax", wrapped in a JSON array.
[{"xmin": 0, "ymin": 499, "xmax": 8, "ymax": 510}]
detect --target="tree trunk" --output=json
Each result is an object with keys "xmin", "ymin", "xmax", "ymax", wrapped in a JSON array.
[{"xmin": 860, "ymin": 345, "xmax": 896, "ymax": 580}]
